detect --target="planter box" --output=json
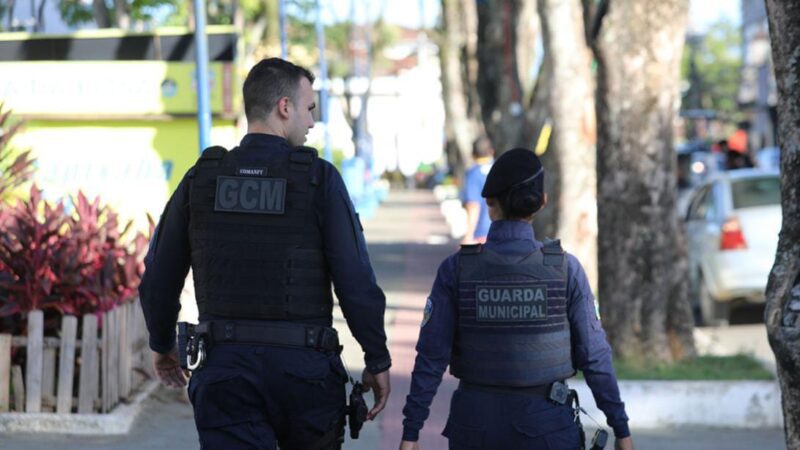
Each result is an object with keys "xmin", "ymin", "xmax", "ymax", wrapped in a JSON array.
[{"xmin": 0, "ymin": 302, "xmax": 153, "ymax": 415}]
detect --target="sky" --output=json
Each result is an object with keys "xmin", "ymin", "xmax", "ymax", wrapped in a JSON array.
[
  {"xmin": 688, "ymin": 0, "xmax": 742, "ymax": 33},
  {"xmin": 325, "ymin": 0, "xmax": 742, "ymax": 32}
]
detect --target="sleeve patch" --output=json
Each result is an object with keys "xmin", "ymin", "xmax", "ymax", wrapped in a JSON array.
[{"xmin": 421, "ymin": 298, "xmax": 433, "ymax": 327}]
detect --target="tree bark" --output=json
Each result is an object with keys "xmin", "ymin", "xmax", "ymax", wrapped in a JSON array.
[
  {"xmin": 527, "ymin": 57, "xmax": 560, "ymax": 241},
  {"xmin": 440, "ymin": 0, "xmax": 484, "ymax": 179},
  {"xmin": 34, "ymin": 0, "xmax": 45, "ymax": 32},
  {"xmin": 113, "ymin": 0, "xmax": 130, "ymax": 29},
  {"xmin": 516, "ymin": 0, "xmax": 540, "ymax": 104},
  {"xmin": 537, "ymin": 0, "xmax": 597, "ymax": 289},
  {"xmin": 593, "ymin": 0, "xmax": 695, "ymax": 361},
  {"xmin": 764, "ymin": 1, "xmax": 800, "ymax": 447},
  {"xmin": 92, "ymin": 0, "xmax": 111, "ymax": 28},
  {"xmin": 476, "ymin": 0, "xmax": 528, "ymax": 154}
]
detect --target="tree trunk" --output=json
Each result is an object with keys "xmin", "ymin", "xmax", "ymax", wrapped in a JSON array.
[
  {"xmin": 537, "ymin": 0, "xmax": 597, "ymax": 289},
  {"xmin": 113, "ymin": 0, "xmax": 130, "ymax": 29},
  {"xmin": 92, "ymin": 0, "xmax": 111, "ymax": 28},
  {"xmin": 516, "ymin": 0, "xmax": 540, "ymax": 104},
  {"xmin": 764, "ymin": 1, "xmax": 800, "ymax": 447},
  {"xmin": 34, "ymin": 0, "xmax": 45, "ymax": 32},
  {"xmin": 476, "ymin": 0, "xmax": 528, "ymax": 154},
  {"xmin": 462, "ymin": 0, "xmax": 482, "ymax": 137},
  {"xmin": 527, "ymin": 57, "xmax": 560, "ymax": 241},
  {"xmin": 440, "ymin": 0, "xmax": 484, "ymax": 179},
  {"xmin": 593, "ymin": 0, "xmax": 695, "ymax": 361}
]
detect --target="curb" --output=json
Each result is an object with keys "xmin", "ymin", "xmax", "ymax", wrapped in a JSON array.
[
  {"xmin": 0, "ymin": 381, "xmax": 159, "ymax": 435},
  {"xmin": 573, "ymin": 380, "xmax": 783, "ymax": 429}
]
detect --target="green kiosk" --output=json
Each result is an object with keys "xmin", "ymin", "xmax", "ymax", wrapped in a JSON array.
[{"xmin": 0, "ymin": 26, "xmax": 241, "ymax": 229}]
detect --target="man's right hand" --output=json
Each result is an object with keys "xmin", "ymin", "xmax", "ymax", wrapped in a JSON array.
[
  {"xmin": 152, "ymin": 349, "xmax": 188, "ymax": 388},
  {"xmin": 361, "ymin": 368, "xmax": 390, "ymax": 420}
]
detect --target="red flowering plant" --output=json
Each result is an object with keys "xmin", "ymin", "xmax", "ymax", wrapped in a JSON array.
[{"xmin": 0, "ymin": 185, "xmax": 153, "ymax": 335}]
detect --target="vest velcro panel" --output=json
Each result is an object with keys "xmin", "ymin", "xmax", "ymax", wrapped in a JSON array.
[
  {"xmin": 189, "ymin": 146, "xmax": 333, "ymax": 320},
  {"xmin": 450, "ymin": 244, "xmax": 575, "ymax": 387}
]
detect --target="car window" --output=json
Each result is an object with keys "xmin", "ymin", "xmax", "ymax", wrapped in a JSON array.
[
  {"xmin": 701, "ymin": 186, "xmax": 716, "ymax": 221},
  {"xmin": 732, "ymin": 176, "xmax": 781, "ymax": 209},
  {"xmin": 688, "ymin": 186, "xmax": 716, "ymax": 221},
  {"xmin": 687, "ymin": 186, "xmax": 709, "ymax": 220}
]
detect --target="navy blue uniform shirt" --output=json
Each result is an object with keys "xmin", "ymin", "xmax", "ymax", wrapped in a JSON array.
[
  {"xmin": 401, "ymin": 220, "xmax": 630, "ymax": 440},
  {"xmin": 138, "ymin": 133, "xmax": 391, "ymax": 374}
]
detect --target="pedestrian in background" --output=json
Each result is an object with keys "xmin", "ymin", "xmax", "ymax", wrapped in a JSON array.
[
  {"xmin": 460, "ymin": 136, "xmax": 494, "ymax": 244},
  {"xmin": 139, "ymin": 57, "xmax": 391, "ymax": 449},
  {"xmin": 399, "ymin": 148, "xmax": 634, "ymax": 450}
]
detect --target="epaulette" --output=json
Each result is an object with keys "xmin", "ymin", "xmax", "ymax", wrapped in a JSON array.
[{"xmin": 542, "ymin": 238, "xmax": 564, "ymax": 266}]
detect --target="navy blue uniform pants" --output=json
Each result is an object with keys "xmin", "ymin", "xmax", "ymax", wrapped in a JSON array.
[
  {"xmin": 188, "ymin": 343, "xmax": 347, "ymax": 450},
  {"xmin": 443, "ymin": 387, "xmax": 582, "ymax": 450}
]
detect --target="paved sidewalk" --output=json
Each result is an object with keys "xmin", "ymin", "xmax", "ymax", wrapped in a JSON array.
[{"xmin": 0, "ymin": 189, "xmax": 787, "ymax": 450}]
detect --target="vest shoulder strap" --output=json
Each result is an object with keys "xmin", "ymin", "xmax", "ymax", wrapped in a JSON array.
[
  {"xmin": 290, "ymin": 146, "xmax": 318, "ymax": 162},
  {"xmin": 200, "ymin": 145, "xmax": 228, "ymax": 160},
  {"xmin": 459, "ymin": 243, "xmax": 483, "ymax": 255},
  {"xmin": 290, "ymin": 146, "xmax": 318, "ymax": 173},
  {"xmin": 197, "ymin": 146, "xmax": 229, "ymax": 169},
  {"xmin": 541, "ymin": 238, "xmax": 565, "ymax": 267}
]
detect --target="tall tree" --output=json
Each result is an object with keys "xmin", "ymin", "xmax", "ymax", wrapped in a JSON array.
[
  {"xmin": 764, "ymin": 1, "xmax": 800, "ymax": 447},
  {"xmin": 92, "ymin": 0, "xmax": 111, "ymax": 28},
  {"xmin": 592, "ymin": 0, "xmax": 696, "ymax": 361},
  {"xmin": 537, "ymin": 0, "xmax": 597, "ymax": 288},
  {"xmin": 475, "ymin": 0, "xmax": 529, "ymax": 154},
  {"xmin": 439, "ymin": 0, "xmax": 484, "ymax": 179},
  {"xmin": 113, "ymin": 0, "xmax": 130, "ymax": 28}
]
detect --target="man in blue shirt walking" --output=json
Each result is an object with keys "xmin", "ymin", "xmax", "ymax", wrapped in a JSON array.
[{"xmin": 460, "ymin": 136, "xmax": 494, "ymax": 244}]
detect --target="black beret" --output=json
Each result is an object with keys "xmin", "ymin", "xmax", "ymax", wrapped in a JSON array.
[{"xmin": 481, "ymin": 148, "xmax": 543, "ymax": 198}]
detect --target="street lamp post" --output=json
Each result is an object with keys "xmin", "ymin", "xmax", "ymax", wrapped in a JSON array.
[
  {"xmin": 279, "ymin": 0, "xmax": 288, "ymax": 59},
  {"xmin": 193, "ymin": 0, "xmax": 212, "ymax": 153},
  {"xmin": 315, "ymin": 0, "xmax": 331, "ymax": 161}
]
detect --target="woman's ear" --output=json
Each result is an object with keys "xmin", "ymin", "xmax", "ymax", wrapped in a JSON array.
[
  {"xmin": 486, "ymin": 197, "xmax": 503, "ymax": 221},
  {"xmin": 539, "ymin": 193, "xmax": 548, "ymax": 211}
]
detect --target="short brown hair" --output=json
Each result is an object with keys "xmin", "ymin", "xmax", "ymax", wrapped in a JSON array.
[{"xmin": 243, "ymin": 58, "xmax": 315, "ymax": 122}]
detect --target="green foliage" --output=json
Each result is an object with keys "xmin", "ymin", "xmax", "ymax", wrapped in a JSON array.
[
  {"xmin": 609, "ymin": 354, "xmax": 774, "ymax": 381},
  {"xmin": 57, "ymin": 0, "xmax": 95, "ymax": 27},
  {"xmin": 0, "ymin": 105, "xmax": 34, "ymax": 203},
  {"xmin": 681, "ymin": 20, "xmax": 743, "ymax": 120},
  {"xmin": 56, "ymin": 0, "xmax": 178, "ymax": 27},
  {"xmin": 128, "ymin": 0, "xmax": 180, "ymax": 23}
]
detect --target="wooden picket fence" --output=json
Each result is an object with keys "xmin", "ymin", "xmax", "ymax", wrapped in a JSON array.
[{"xmin": 0, "ymin": 301, "xmax": 153, "ymax": 414}]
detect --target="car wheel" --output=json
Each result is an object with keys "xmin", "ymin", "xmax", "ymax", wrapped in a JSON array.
[{"xmin": 699, "ymin": 273, "xmax": 730, "ymax": 327}]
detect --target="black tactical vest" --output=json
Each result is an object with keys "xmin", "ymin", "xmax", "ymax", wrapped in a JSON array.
[
  {"xmin": 450, "ymin": 240, "xmax": 575, "ymax": 386},
  {"xmin": 188, "ymin": 145, "xmax": 333, "ymax": 320}
]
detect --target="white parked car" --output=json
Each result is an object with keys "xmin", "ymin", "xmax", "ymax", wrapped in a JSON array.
[{"xmin": 684, "ymin": 169, "xmax": 781, "ymax": 325}]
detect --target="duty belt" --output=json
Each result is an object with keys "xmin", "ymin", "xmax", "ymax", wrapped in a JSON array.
[
  {"xmin": 195, "ymin": 320, "xmax": 340, "ymax": 351},
  {"xmin": 459, "ymin": 380, "xmax": 554, "ymax": 397},
  {"xmin": 181, "ymin": 320, "xmax": 341, "ymax": 371}
]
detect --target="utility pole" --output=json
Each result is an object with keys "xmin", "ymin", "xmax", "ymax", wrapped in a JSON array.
[
  {"xmin": 315, "ymin": 0, "xmax": 331, "ymax": 160},
  {"xmin": 193, "ymin": 0, "xmax": 212, "ymax": 153},
  {"xmin": 279, "ymin": 0, "xmax": 288, "ymax": 59}
]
